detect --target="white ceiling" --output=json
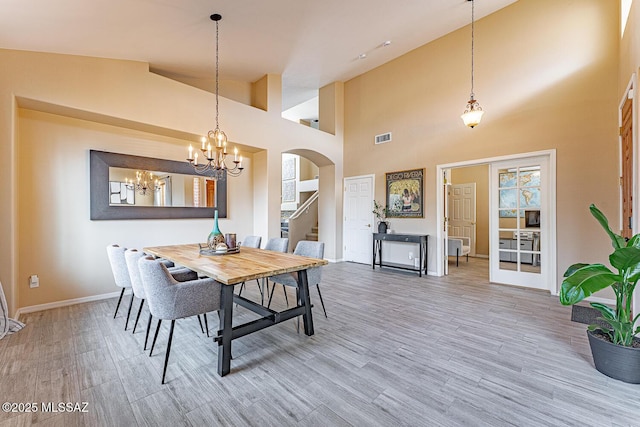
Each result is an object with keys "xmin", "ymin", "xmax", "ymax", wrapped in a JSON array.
[{"xmin": 1, "ymin": 0, "xmax": 518, "ymax": 113}]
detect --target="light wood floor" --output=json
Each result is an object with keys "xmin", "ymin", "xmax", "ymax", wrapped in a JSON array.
[{"xmin": 1, "ymin": 258, "xmax": 639, "ymax": 427}]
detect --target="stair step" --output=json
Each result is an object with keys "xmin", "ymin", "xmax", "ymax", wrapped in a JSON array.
[
  {"xmin": 311, "ymin": 226, "xmax": 318, "ymax": 233},
  {"xmin": 306, "ymin": 232, "xmax": 318, "ymax": 241}
]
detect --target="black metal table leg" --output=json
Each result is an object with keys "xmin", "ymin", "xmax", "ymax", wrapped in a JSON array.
[
  {"xmin": 217, "ymin": 284, "xmax": 234, "ymax": 376},
  {"xmin": 297, "ymin": 269, "xmax": 314, "ymax": 336}
]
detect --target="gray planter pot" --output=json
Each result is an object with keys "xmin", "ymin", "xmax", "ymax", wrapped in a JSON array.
[
  {"xmin": 587, "ymin": 329, "xmax": 640, "ymax": 384},
  {"xmin": 377, "ymin": 221, "xmax": 388, "ymax": 234}
]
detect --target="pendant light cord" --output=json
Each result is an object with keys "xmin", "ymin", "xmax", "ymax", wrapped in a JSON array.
[
  {"xmin": 215, "ymin": 18, "xmax": 220, "ymax": 130},
  {"xmin": 470, "ymin": 0, "xmax": 475, "ymax": 100}
]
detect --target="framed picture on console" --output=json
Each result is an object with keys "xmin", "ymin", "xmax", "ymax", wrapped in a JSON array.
[{"xmin": 386, "ymin": 168, "xmax": 424, "ymax": 218}]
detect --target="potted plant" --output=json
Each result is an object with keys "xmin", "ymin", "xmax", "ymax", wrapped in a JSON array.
[
  {"xmin": 560, "ymin": 204, "xmax": 640, "ymax": 383},
  {"xmin": 372, "ymin": 200, "xmax": 390, "ymax": 233}
]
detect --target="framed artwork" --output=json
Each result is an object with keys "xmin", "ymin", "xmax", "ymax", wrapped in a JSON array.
[
  {"xmin": 282, "ymin": 180, "xmax": 296, "ymax": 202},
  {"xmin": 386, "ymin": 168, "xmax": 424, "ymax": 218},
  {"xmin": 109, "ymin": 181, "xmax": 134, "ymax": 205}
]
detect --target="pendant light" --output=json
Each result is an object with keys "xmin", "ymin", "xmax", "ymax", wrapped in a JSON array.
[
  {"xmin": 187, "ymin": 14, "xmax": 244, "ymax": 180},
  {"xmin": 461, "ymin": 0, "xmax": 485, "ymax": 128}
]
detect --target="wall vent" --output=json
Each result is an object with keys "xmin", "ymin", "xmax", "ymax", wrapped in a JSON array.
[{"xmin": 374, "ymin": 132, "xmax": 392, "ymax": 144}]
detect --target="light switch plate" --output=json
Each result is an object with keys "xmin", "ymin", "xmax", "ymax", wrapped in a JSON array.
[{"xmin": 29, "ymin": 275, "xmax": 39, "ymax": 288}]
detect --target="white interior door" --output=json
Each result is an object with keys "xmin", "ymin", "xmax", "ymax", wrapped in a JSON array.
[
  {"xmin": 448, "ymin": 183, "xmax": 477, "ymax": 256},
  {"xmin": 490, "ymin": 156, "xmax": 551, "ymax": 290},
  {"xmin": 344, "ymin": 175, "xmax": 374, "ymax": 264}
]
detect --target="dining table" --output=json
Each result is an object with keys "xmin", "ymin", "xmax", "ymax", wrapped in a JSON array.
[{"xmin": 143, "ymin": 243, "xmax": 328, "ymax": 376}]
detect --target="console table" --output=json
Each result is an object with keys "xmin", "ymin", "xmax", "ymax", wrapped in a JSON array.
[{"xmin": 372, "ymin": 233, "xmax": 428, "ymax": 277}]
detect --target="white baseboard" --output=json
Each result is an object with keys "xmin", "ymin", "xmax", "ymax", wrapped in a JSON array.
[{"xmin": 15, "ymin": 290, "xmax": 129, "ymax": 319}]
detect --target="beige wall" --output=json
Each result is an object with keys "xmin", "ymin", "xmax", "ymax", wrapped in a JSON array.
[
  {"xmin": 300, "ymin": 157, "xmax": 319, "ymax": 181},
  {"xmin": 0, "ymin": 49, "xmax": 343, "ymax": 315},
  {"xmin": 344, "ymin": 0, "xmax": 620, "ymax": 288},
  {"xmin": 451, "ymin": 165, "xmax": 489, "ymax": 256},
  {"xmin": 17, "ymin": 109, "xmax": 253, "ymax": 307},
  {"xmin": 619, "ymin": 0, "xmax": 640, "ymax": 310},
  {"xmin": 620, "ymin": 0, "xmax": 639, "ymax": 96}
]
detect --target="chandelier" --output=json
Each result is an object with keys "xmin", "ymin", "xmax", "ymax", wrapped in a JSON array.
[
  {"xmin": 461, "ymin": 0, "xmax": 485, "ymax": 128},
  {"xmin": 187, "ymin": 13, "xmax": 244, "ymax": 181},
  {"xmin": 126, "ymin": 170, "xmax": 159, "ymax": 196}
]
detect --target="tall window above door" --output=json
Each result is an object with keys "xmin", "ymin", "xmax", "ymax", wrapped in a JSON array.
[{"xmin": 621, "ymin": 0, "xmax": 633, "ymax": 37}]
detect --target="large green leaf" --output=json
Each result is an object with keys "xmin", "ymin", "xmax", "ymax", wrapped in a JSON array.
[
  {"xmin": 559, "ymin": 264, "xmax": 620, "ymax": 305},
  {"xmin": 589, "ymin": 302, "xmax": 616, "ymax": 321},
  {"xmin": 590, "ymin": 204, "xmax": 626, "ymax": 250},
  {"xmin": 563, "ymin": 263, "xmax": 590, "ymax": 278},
  {"xmin": 609, "ymin": 246, "xmax": 640, "ymax": 282},
  {"xmin": 626, "ymin": 234, "xmax": 640, "ymax": 248}
]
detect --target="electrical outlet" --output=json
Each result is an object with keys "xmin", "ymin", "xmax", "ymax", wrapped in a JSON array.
[{"xmin": 29, "ymin": 275, "xmax": 39, "ymax": 288}]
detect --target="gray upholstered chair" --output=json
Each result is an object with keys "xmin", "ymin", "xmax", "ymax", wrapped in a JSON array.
[
  {"xmin": 264, "ymin": 237, "xmax": 289, "ymax": 253},
  {"xmin": 106, "ymin": 245, "xmax": 135, "ymax": 330},
  {"xmin": 137, "ymin": 256, "xmax": 222, "ymax": 384},
  {"xmin": 237, "ymin": 235, "xmax": 262, "ymax": 300},
  {"xmin": 241, "ymin": 235, "xmax": 262, "ymax": 249},
  {"xmin": 262, "ymin": 237, "xmax": 289, "ymax": 305},
  {"xmin": 267, "ymin": 240, "xmax": 327, "ymax": 318},
  {"xmin": 125, "ymin": 249, "xmax": 208, "ymax": 351}
]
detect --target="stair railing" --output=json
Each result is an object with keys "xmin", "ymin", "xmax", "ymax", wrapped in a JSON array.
[{"xmin": 287, "ymin": 191, "xmax": 319, "ymax": 251}]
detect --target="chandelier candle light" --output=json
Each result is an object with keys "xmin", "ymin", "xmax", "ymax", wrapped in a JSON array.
[
  {"xmin": 461, "ymin": 0, "xmax": 485, "ymax": 128},
  {"xmin": 187, "ymin": 13, "xmax": 244, "ymax": 181},
  {"xmin": 125, "ymin": 170, "xmax": 159, "ymax": 196}
]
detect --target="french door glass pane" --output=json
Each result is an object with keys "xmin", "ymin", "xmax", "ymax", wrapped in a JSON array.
[{"xmin": 497, "ymin": 166, "xmax": 541, "ymax": 274}]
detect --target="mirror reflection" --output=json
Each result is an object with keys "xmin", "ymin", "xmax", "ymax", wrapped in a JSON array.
[
  {"xmin": 108, "ymin": 167, "xmax": 217, "ymax": 208},
  {"xmin": 90, "ymin": 150, "xmax": 227, "ymax": 220}
]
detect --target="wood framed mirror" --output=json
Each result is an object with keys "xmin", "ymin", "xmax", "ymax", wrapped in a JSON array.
[{"xmin": 90, "ymin": 150, "xmax": 227, "ymax": 220}]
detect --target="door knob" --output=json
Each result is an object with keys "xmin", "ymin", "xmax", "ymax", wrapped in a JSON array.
[{"xmin": 367, "ymin": 224, "xmax": 371, "ymax": 227}]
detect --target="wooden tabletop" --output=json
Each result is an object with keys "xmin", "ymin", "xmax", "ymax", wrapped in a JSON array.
[{"xmin": 143, "ymin": 244, "xmax": 328, "ymax": 285}]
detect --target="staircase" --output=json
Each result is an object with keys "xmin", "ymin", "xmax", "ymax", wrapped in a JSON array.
[
  {"xmin": 286, "ymin": 191, "xmax": 319, "ymax": 250},
  {"xmin": 306, "ymin": 225, "xmax": 318, "ymax": 241}
]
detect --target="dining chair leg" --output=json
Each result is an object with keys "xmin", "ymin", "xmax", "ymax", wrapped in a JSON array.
[
  {"xmin": 133, "ymin": 299, "xmax": 145, "ymax": 333},
  {"xmin": 456, "ymin": 249, "xmax": 459, "ymax": 267},
  {"xmin": 282, "ymin": 286, "xmax": 289, "ymax": 307},
  {"xmin": 144, "ymin": 314, "xmax": 153, "ymax": 351},
  {"xmin": 197, "ymin": 314, "xmax": 205, "ymax": 334},
  {"xmin": 267, "ymin": 283, "xmax": 277, "ymax": 308},
  {"xmin": 113, "ymin": 288, "xmax": 125, "ymax": 318},
  {"xmin": 161, "ymin": 320, "xmax": 175, "ymax": 384},
  {"xmin": 316, "ymin": 285, "xmax": 328, "ymax": 318},
  {"xmin": 204, "ymin": 313, "xmax": 209, "ymax": 338},
  {"xmin": 238, "ymin": 282, "xmax": 245, "ymax": 297},
  {"xmin": 255, "ymin": 279, "xmax": 263, "ymax": 299},
  {"xmin": 150, "ymin": 319, "xmax": 162, "ymax": 356},
  {"xmin": 125, "ymin": 293, "xmax": 135, "ymax": 331}
]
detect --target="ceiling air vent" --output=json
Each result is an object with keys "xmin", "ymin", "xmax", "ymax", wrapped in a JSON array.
[{"xmin": 374, "ymin": 132, "xmax": 392, "ymax": 145}]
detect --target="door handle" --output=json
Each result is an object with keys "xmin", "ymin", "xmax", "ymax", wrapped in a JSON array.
[{"xmin": 367, "ymin": 224, "xmax": 371, "ymax": 227}]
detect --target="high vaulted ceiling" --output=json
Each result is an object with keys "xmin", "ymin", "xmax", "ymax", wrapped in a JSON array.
[{"xmin": 1, "ymin": 0, "xmax": 517, "ymax": 112}]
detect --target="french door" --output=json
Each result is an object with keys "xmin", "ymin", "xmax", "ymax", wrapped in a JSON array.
[{"xmin": 490, "ymin": 156, "xmax": 552, "ymax": 290}]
